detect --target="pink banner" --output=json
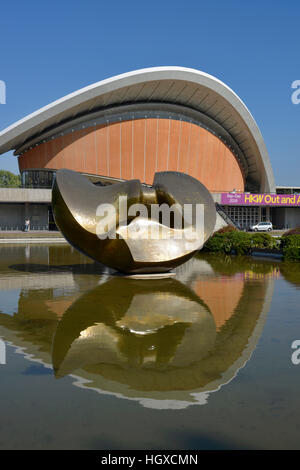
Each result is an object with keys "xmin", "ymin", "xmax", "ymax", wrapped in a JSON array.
[{"xmin": 221, "ymin": 193, "xmax": 300, "ymax": 206}]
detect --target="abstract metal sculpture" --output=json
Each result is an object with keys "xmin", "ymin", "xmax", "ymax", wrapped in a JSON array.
[
  {"xmin": 52, "ymin": 169, "xmax": 216, "ymax": 273},
  {"xmin": 52, "ymin": 277, "xmax": 215, "ymax": 378}
]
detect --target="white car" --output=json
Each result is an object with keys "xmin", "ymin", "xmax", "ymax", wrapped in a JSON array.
[{"xmin": 250, "ymin": 221, "xmax": 273, "ymax": 232}]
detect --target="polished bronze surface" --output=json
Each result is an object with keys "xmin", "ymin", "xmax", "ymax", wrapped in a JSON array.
[
  {"xmin": 52, "ymin": 278, "xmax": 215, "ymax": 379},
  {"xmin": 0, "ymin": 245, "xmax": 277, "ymax": 409},
  {"xmin": 49, "ymin": 272, "xmax": 271, "ymax": 397},
  {"xmin": 52, "ymin": 169, "xmax": 216, "ymax": 273}
]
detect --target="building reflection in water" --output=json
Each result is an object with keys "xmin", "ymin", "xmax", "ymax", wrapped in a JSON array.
[{"xmin": 0, "ymin": 245, "xmax": 285, "ymax": 409}]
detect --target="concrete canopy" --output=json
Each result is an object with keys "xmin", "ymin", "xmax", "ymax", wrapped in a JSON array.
[{"xmin": 0, "ymin": 66, "xmax": 275, "ymax": 192}]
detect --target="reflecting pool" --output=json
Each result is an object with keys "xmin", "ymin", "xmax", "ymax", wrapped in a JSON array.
[{"xmin": 0, "ymin": 244, "xmax": 299, "ymax": 449}]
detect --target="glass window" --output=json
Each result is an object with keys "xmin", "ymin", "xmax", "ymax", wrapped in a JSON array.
[{"xmin": 21, "ymin": 170, "xmax": 55, "ymax": 188}]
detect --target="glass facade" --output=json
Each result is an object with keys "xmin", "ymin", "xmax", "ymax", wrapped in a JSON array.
[
  {"xmin": 21, "ymin": 170, "xmax": 55, "ymax": 188},
  {"xmin": 276, "ymin": 187, "xmax": 300, "ymax": 195},
  {"xmin": 225, "ymin": 206, "xmax": 261, "ymax": 230}
]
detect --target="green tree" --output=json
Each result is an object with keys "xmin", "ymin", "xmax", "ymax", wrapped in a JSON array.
[{"xmin": 0, "ymin": 170, "xmax": 21, "ymax": 187}]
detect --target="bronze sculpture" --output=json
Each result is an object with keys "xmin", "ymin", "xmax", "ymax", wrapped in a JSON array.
[
  {"xmin": 52, "ymin": 169, "xmax": 216, "ymax": 273},
  {"xmin": 52, "ymin": 277, "xmax": 215, "ymax": 378}
]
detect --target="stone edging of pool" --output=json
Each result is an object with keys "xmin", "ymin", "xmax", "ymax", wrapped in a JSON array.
[
  {"xmin": 250, "ymin": 249, "xmax": 283, "ymax": 259},
  {"xmin": 0, "ymin": 231, "xmax": 66, "ymax": 243}
]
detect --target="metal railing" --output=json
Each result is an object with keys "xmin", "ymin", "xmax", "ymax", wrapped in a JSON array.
[
  {"xmin": 0, "ymin": 184, "xmax": 22, "ymax": 188},
  {"xmin": 215, "ymin": 203, "xmax": 240, "ymax": 229},
  {"xmin": 0, "ymin": 226, "xmax": 49, "ymax": 231},
  {"xmin": 0, "ymin": 185, "xmax": 52, "ymax": 189}
]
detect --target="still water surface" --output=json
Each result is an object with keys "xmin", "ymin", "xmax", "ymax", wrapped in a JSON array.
[{"xmin": 0, "ymin": 244, "xmax": 299, "ymax": 449}]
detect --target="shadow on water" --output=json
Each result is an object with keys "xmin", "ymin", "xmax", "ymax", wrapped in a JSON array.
[
  {"xmin": 159, "ymin": 429, "xmax": 247, "ymax": 450},
  {"xmin": 23, "ymin": 365, "xmax": 53, "ymax": 376},
  {"xmin": 9, "ymin": 262, "xmax": 111, "ymax": 275}
]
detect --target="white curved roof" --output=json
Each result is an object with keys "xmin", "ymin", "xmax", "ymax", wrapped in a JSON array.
[{"xmin": 0, "ymin": 66, "xmax": 275, "ymax": 192}]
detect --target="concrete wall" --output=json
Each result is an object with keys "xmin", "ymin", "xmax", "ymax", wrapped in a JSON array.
[
  {"xmin": 285, "ymin": 207, "xmax": 300, "ymax": 229},
  {"xmin": 272, "ymin": 207, "xmax": 300, "ymax": 229},
  {"xmin": 0, "ymin": 188, "xmax": 51, "ymax": 203},
  {"xmin": 0, "ymin": 203, "xmax": 49, "ymax": 230},
  {"xmin": 0, "ymin": 204, "xmax": 24, "ymax": 230},
  {"xmin": 213, "ymin": 212, "xmax": 228, "ymax": 232}
]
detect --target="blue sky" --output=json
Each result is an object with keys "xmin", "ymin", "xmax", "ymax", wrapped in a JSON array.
[{"xmin": 0, "ymin": 0, "xmax": 299, "ymax": 186}]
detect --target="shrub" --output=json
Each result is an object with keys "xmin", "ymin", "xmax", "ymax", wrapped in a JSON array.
[
  {"xmin": 204, "ymin": 232, "xmax": 300, "ymax": 260},
  {"xmin": 204, "ymin": 233, "xmax": 232, "ymax": 254},
  {"xmin": 205, "ymin": 231, "xmax": 252, "ymax": 255},
  {"xmin": 283, "ymin": 246, "xmax": 300, "ymax": 261},
  {"xmin": 215, "ymin": 225, "xmax": 238, "ymax": 234},
  {"xmin": 0, "ymin": 170, "xmax": 21, "ymax": 187},
  {"xmin": 280, "ymin": 235, "xmax": 300, "ymax": 261},
  {"xmin": 280, "ymin": 234, "xmax": 300, "ymax": 248},
  {"xmin": 283, "ymin": 227, "xmax": 300, "ymax": 236},
  {"xmin": 204, "ymin": 231, "xmax": 280, "ymax": 255},
  {"xmin": 227, "ymin": 231, "xmax": 253, "ymax": 255},
  {"xmin": 250, "ymin": 232, "xmax": 278, "ymax": 250}
]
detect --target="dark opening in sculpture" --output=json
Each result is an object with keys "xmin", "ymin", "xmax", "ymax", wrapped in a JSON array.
[{"xmin": 52, "ymin": 169, "xmax": 216, "ymax": 273}]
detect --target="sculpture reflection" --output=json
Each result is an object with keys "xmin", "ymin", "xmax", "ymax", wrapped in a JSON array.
[
  {"xmin": 50, "ymin": 269, "xmax": 273, "ymax": 408},
  {"xmin": 0, "ymin": 246, "xmax": 278, "ymax": 409},
  {"xmin": 52, "ymin": 279, "xmax": 216, "ymax": 378}
]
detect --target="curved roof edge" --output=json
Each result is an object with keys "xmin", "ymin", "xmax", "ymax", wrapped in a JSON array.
[{"xmin": 0, "ymin": 66, "xmax": 276, "ymax": 192}]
